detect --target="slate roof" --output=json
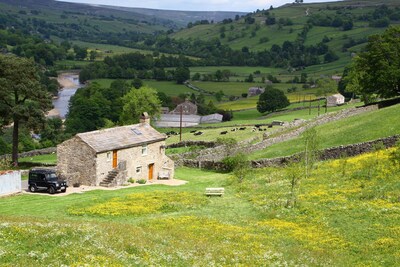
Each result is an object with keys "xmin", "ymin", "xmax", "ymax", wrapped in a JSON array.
[{"xmin": 76, "ymin": 123, "xmax": 166, "ymax": 153}]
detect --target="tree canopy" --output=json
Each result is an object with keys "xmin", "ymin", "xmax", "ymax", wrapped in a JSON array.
[
  {"xmin": 119, "ymin": 86, "xmax": 161, "ymax": 124},
  {"xmin": 346, "ymin": 26, "xmax": 400, "ymax": 102},
  {"xmin": 0, "ymin": 54, "xmax": 52, "ymax": 163},
  {"xmin": 257, "ymin": 86, "xmax": 290, "ymax": 113}
]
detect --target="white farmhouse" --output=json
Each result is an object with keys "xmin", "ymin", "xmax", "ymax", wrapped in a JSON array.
[{"xmin": 326, "ymin": 93, "xmax": 345, "ymax": 107}]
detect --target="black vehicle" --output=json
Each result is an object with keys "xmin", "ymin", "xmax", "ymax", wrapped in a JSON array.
[{"xmin": 28, "ymin": 168, "xmax": 68, "ymax": 194}]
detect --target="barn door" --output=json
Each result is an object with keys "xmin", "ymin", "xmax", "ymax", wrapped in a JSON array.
[
  {"xmin": 148, "ymin": 163, "xmax": 154, "ymax": 180},
  {"xmin": 112, "ymin": 150, "xmax": 117, "ymax": 168}
]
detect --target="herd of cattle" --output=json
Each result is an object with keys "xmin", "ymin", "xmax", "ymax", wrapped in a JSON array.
[{"xmin": 165, "ymin": 122, "xmax": 284, "ymax": 138}]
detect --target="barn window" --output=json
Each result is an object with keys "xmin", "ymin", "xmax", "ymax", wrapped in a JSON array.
[
  {"xmin": 136, "ymin": 166, "xmax": 142, "ymax": 173},
  {"xmin": 142, "ymin": 145, "xmax": 148, "ymax": 156},
  {"xmin": 106, "ymin": 152, "xmax": 111, "ymax": 161}
]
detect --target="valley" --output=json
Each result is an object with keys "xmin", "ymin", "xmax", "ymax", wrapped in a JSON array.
[{"xmin": 0, "ymin": 0, "xmax": 399, "ymax": 266}]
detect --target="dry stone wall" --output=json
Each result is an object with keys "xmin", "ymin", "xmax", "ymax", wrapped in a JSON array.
[
  {"xmin": 180, "ymin": 135, "xmax": 399, "ymax": 171},
  {"xmin": 192, "ymin": 105, "xmax": 378, "ymax": 162},
  {"xmin": 0, "ymin": 147, "xmax": 57, "ymax": 160}
]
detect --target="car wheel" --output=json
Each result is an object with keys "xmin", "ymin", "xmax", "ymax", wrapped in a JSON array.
[
  {"xmin": 61, "ymin": 189, "xmax": 66, "ymax": 193},
  {"xmin": 48, "ymin": 186, "xmax": 56, "ymax": 194},
  {"xmin": 29, "ymin": 185, "xmax": 37, "ymax": 193}
]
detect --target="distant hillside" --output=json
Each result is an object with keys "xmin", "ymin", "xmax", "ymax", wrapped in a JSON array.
[
  {"xmin": 172, "ymin": 0, "xmax": 400, "ymax": 72},
  {"xmin": 92, "ymin": 6, "xmax": 247, "ymax": 28}
]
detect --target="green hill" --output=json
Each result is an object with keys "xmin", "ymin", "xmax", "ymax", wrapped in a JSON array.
[{"xmin": 172, "ymin": 0, "xmax": 400, "ymax": 73}]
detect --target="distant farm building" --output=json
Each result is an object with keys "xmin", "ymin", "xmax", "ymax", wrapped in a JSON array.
[
  {"xmin": 327, "ymin": 93, "xmax": 345, "ymax": 107},
  {"xmin": 201, "ymin": 113, "xmax": 224, "ymax": 124},
  {"xmin": 57, "ymin": 113, "xmax": 174, "ymax": 187},
  {"xmin": 155, "ymin": 114, "xmax": 201, "ymax": 128},
  {"xmin": 248, "ymin": 87, "xmax": 265, "ymax": 97},
  {"xmin": 331, "ymin": 75, "xmax": 342, "ymax": 83},
  {"xmin": 156, "ymin": 100, "xmax": 222, "ymax": 127},
  {"xmin": 154, "ymin": 113, "xmax": 223, "ymax": 128},
  {"xmin": 171, "ymin": 100, "xmax": 198, "ymax": 115}
]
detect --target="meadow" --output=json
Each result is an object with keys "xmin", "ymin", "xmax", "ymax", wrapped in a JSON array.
[
  {"xmin": 250, "ymin": 103, "xmax": 400, "ymax": 159},
  {"xmin": 1, "ymin": 148, "xmax": 399, "ymax": 266}
]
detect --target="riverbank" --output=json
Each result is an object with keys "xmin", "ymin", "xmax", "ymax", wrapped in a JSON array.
[
  {"xmin": 47, "ymin": 73, "xmax": 82, "ymax": 118},
  {"xmin": 57, "ymin": 73, "xmax": 79, "ymax": 89}
]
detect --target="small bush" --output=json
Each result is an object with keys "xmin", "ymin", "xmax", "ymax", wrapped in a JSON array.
[
  {"xmin": 128, "ymin": 178, "xmax": 135, "ymax": 183},
  {"xmin": 137, "ymin": 179, "xmax": 147, "ymax": 184}
]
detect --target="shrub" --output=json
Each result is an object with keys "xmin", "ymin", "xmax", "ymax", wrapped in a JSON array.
[
  {"xmin": 128, "ymin": 178, "xmax": 135, "ymax": 183},
  {"xmin": 137, "ymin": 179, "xmax": 147, "ymax": 184}
]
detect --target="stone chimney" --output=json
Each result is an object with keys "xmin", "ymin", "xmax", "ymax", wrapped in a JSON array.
[{"xmin": 140, "ymin": 112, "xmax": 150, "ymax": 124}]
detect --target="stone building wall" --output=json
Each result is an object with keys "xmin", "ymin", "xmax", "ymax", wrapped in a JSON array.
[
  {"xmin": 57, "ymin": 137, "xmax": 97, "ymax": 186},
  {"xmin": 96, "ymin": 140, "xmax": 174, "ymax": 185}
]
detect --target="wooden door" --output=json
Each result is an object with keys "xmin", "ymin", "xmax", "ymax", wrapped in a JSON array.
[
  {"xmin": 112, "ymin": 150, "xmax": 117, "ymax": 168},
  {"xmin": 148, "ymin": 163, "xmax": 154, "ymax": 180}
]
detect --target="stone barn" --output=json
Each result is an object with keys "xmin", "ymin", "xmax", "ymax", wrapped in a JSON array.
[
  {"xmin": 248, "ymin": 87, "xmax": 265, "ymax": 97},
  {"xmin": 327, "ymin": 93, "xmax": 345, "ymax": 107},
  {"xmin": 171, "ymin": 100, "xmax": 198, "ymax": 115},
  {"xmin": 57, "ymin": 114, "xmax": 174, "ymax": 187}
]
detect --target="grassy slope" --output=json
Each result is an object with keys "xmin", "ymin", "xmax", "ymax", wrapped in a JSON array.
[
  {"xmin": 250, "ymin": 103, "xmax": 400, "ymax": 159},
  {"xmin": 163, "ymin": 102, "xmax": 362, "ymax": 144},
  {"xmin": 172, "ymin": 0, "xmax": 400, "ymax": 77},
  {"xmin": 91, "ymin": 79, "xmax": 190, "ymax": 97},
  {"xmin": 0, "ymin": 149, "xmax": 399, "ymax": 265},
  {"xmin": 0, "ymin": 1, "xmax": 165, "ymax": 34}
]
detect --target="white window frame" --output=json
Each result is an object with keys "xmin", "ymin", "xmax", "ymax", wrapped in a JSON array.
[{"xmin": 106, "ymin": 152, "xmax": 111, "ymax": 162}]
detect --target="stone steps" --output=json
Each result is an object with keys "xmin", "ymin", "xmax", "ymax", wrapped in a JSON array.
[{"xmin": 99, "ymin": 169, "xmax": 119, "ymax": 187}]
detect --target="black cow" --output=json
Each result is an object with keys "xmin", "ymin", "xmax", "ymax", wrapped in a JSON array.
[
  {"xmin": 220, "ymin": 131, "xmax": 228, "ymax": 135},
  {"xmin": 194, "ymin": 131, "xmax": 203, "ymax": 136}
]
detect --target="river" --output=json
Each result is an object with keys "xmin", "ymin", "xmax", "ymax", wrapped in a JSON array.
[{"xmin": 52, "ymin": 73, "xmax": 83, "ymax": 119}]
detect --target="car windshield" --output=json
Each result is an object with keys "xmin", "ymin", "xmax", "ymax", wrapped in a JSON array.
[{"xmin": 46, "ymin": 173, "xmax": 58, "ymax": 181}]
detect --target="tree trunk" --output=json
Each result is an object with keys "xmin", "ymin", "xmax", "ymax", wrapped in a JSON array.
[{"xmin": 12, "ymin": 118, "xmax": 19, "ymax": 165}]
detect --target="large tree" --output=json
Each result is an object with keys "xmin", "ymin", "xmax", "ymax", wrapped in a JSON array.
[
  {"xmin": 119, "ymin": 86, "xmax": 161, "ymax": 124},
  {"xmin": 257, "ymin": 86, "xmax": 290, "ymax": 113},
  {"xmin": 0, "ymin": 55, "xmax": 52, "ymax": 164},
  {"xmin": 347, "ymin": 26, "xmax": 400, "ymax": 102}
]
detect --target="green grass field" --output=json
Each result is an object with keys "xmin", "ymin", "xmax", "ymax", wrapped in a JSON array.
[
  {"xmin": 91, "ymin": 79, "xmax": 190, "ymax": 97},
  {"xmin": 19, "ymin": 154, "xmax": 57, "ymax": 165},
  {"xmin": 0, "ymin": 148, "xmax": 399, "ymax": 265},
  {"xmin": 250, "ymin": 104, "xmax": 400, "ymax": 159}
]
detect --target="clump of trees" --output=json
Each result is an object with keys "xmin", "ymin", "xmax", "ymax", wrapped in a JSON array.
[
  {"xmin": 346, "ymin": 26, "xmax": 400, "ymax": 103},
  {"xmin": 0, "ymin": 55, "xmax": 53, "ymax": 164},
  {"xmin": 256, "ymin": 86, "xmax": 290, "ymax": 113}
]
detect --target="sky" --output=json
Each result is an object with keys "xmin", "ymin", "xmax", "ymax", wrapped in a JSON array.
[{"xmin": 57, "ymin": 0, "xmax": 341, "ymax": 12}]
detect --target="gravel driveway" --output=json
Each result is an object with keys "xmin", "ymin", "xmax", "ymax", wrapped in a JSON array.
[{"xmin": 21, "ymin": 179, "xmax": 187, "ymax": 197}]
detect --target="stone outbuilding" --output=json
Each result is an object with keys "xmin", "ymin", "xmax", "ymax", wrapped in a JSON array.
[
  {"xmin": 248, "ymin": 87, "xmax": 265, "ymax": 97},
  {"xmin": 57, "ymin": 113, "xmax": 174, "ymax": 187},
  {"xmin": 200, "ymin": 113, "xmax": 223, "ymax": 124},
  {"xmin": 171, "ymin": 100, "xmax": 198, "ymax": 115},
  {"xmin": 326, "ymin": 93, "xmax": 345, "ymax": 107}
]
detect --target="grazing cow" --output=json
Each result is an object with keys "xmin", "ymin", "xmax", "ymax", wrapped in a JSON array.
[
  {"xmin": 251, "ymin": 128, "xmax": 257, "ymax": 132},
  {"xmin": 239, "ymin": 127, "xmax": 246, "ymax": 130},
  {"xmin": 231, "ymin": 128, "xmax": 237, "ymax": 132},
  {"xmin": 255, "ymin": 124, "xmax": 262, "ymax": 128},
  {"xmin": 190, "ymin": 130, "xmax": 197, "ymax": 133},
  {"xmin": 220, "ymin": 131, "xmax": 228, "ymax": 135},
  {"xmin": 194, "ymin": 131, "xmax": 203, "ymax": 136}
]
